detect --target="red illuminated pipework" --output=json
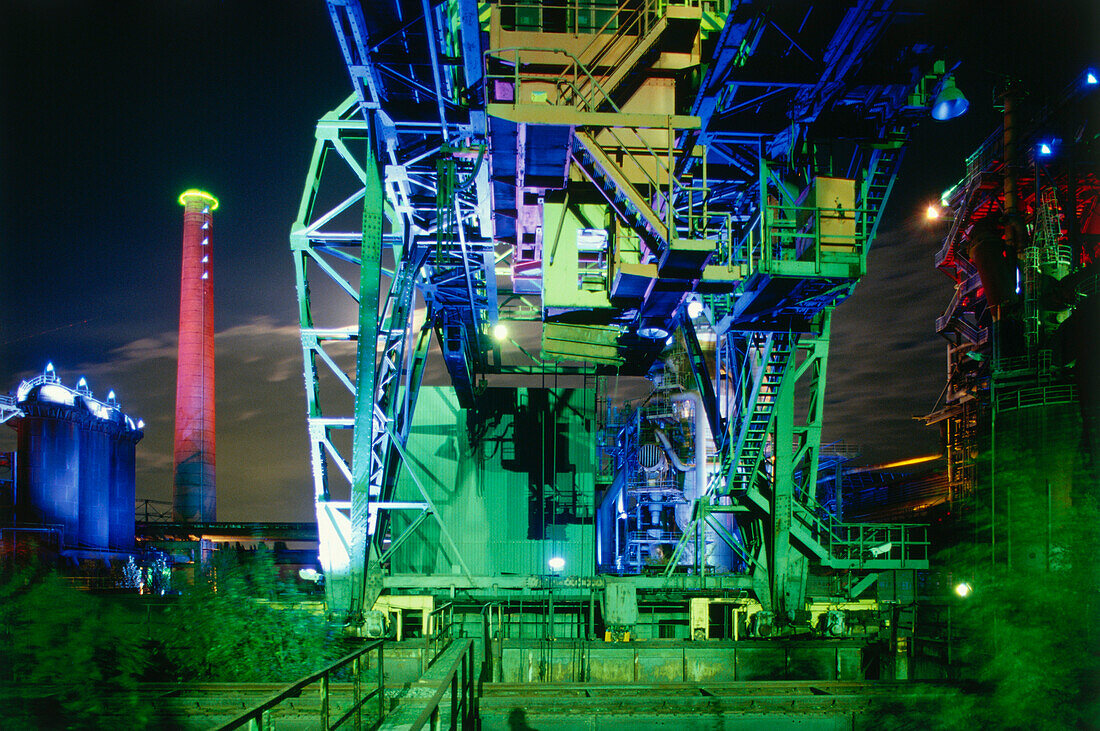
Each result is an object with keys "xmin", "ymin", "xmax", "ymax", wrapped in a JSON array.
[{"xmin": 172, "ymin": 189, "xmax": 218, "ymax": 522}]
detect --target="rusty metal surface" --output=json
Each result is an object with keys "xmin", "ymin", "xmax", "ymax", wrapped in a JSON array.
[
  {"xmin": 499, "ymin": 639, "xmax": 869, "ymax": 683},
  {"xmin": 480, "ymin": 680, "xmax": 956, "ymax": 731}
]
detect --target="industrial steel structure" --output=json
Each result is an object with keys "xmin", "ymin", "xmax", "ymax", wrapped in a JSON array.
[
  {"xmin": 924, "ymin": 69, "xmax": 1099, "ymax": 566},
  {"xmin": 173, "ymin": 189, "xmax": 219, "ymax": 522},
  {"xmin": 291, "ymin": 0, "xmax": 968, "ymax": 655}
]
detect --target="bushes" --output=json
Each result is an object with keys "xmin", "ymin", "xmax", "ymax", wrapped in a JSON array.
[
  {"xmin": 162, "ymin": 546, "xmax": 337, "ymax": 682},
  {"xmin": 0, "ymin": 568, "xmax": 151, "ymax": 728},
  {"xmin": 0, "ymin": 549, "xmax": 337, "ymax": 727}
]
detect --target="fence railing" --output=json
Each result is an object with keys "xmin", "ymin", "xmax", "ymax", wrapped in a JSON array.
[
  {"xmin": 996, "ymin": 383, "xmax": 1077, "ymax": 412},
  {"xmin": 216, "ymin": 640, "xmax": 384, "ymax": 731},
  {"xmin": 402, "ymin": 638, "xmax": 478, "ymax": 731},
  {"xmin": 427, "ymin": 601, "xmax": 456, "ymax": 669}
]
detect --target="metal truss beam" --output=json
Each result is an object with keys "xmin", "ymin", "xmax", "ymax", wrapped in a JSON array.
[
  {"xmin": 299, "ymin": 0, "xmax": 949, "ymax": 620},
  {"xmin": 293, "ymin": 1, "xmax": 494, "ymax": 621}
]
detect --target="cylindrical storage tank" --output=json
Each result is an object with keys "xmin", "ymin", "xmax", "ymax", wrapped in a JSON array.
[
  {"xmin": 77, "ymin": 409, "xmax": 111, "ymax": 550},
  {"xmin": 109, "ymin": 426, "xmax": 140, "ymax": 550},
  {"xmin": 16, "ymin": 396, "xmax": 81, "ymax": 547},
  {"xmin": 11, "ymin": 373, "xmax": 144, "ymax": 553}
]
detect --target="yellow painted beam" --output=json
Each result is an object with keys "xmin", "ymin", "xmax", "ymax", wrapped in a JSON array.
[{"xmin": 487, "ymin": 103, "xmax": 700, "ymax": 130}]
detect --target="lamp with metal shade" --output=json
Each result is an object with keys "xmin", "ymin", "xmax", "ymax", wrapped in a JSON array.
[{"xmin": 932, "ymin": 75, "xmax": 969, "ymax": 120}]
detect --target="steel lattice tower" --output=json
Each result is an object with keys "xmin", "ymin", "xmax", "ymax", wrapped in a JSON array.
[{"xmin": 173, "ymin": 189, "xmax": 218, "ymax": 522}]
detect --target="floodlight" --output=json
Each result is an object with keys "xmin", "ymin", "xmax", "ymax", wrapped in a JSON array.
[
  {"xmin": 931, "ymin": 76, "xmax": 969, "ymax": 121},
  {"xmin": 639, "ymin": 326, "xmax": 669, "ymax": 340}
]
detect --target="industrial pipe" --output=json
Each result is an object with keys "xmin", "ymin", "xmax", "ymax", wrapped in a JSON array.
[
  {"xmin": 670, "ymin": 391, "xmax": 708, "ymax": 503},
  {"xmin": 653, "ymin": 429, "xmax": 691, "ymax": 472}
]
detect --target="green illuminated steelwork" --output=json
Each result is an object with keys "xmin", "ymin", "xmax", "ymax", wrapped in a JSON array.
[
  {"xmin": 291, "ymin": 95, "xmax": 371, "ymax": 613},
  {"xmin": 669, "ymin": 314, "xmax": 929, "ymax": 611},
  {"xmin": 303, "ymin": 0, "xmax": 952, "ymax": 624},
  {"xmin": 349, "ymin": 120, "xmax": 385, "ymax": 619},
  {"xmin": 291, "ymin": 96, "xmax": 481, "ymax": 618}
]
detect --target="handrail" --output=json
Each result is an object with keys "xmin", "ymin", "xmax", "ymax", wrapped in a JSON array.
[
  {"xmin": 485, "ymin": 45, "xmax": 709, "ymax": 244},
  {"xmin": 427, "ymin": 601, "xmax": 455, "ymax": 668},
  {"xmin": 575, "ymin": 0, "xmax": 657, "ymax": 95},
  {"xmin": 404, "ymin": 638, "xmax": 478, "ymax": 731},
  {"xmin": 996, "ymin": 383, "xmax": 1077, "ymax": 412},
  {"xmin": 736, "ymin": 202, "xmax": 868, "ymax": 279},
  {"xmin": 217, "ymin": 640, "xmax": 384, "ymax": 731}
]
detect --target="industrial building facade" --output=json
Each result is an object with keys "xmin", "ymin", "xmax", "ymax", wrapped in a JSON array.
[{"xmin": 291, "ymin": 0, "xmax": 968, "ymax": 648}]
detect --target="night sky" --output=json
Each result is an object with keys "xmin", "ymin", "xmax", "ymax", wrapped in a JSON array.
[{"xmin": 1, "ymin": 1, "xmax": 1095, "ymax": 522}]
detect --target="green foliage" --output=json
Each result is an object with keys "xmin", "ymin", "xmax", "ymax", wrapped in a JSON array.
[
  {"xmin": 0, "ymin": 549, "xmax": 338, "ymax": 726},
  {"xmin": 162, "ymin": 547, "xmax": 338, "ymax": 682},
  {"xmin": 119, "ymin": 556, "xmax": 142, "ymax": 589},
  {"xmin": 858, "ymin": 684, "xmax": 978, "ymax": 731},
  {"xmin": 0, "ymin": 567, "xmax": 151, "ymax": 729},
  {"xmin": 940, "ymin": 448, "xmax": 1100, "ymax": 730}
]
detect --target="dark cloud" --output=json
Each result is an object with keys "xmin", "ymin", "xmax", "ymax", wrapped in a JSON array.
[
  {"xmin": 826, "ymin": 218, "xmax": 955, "ymax": 464},
  {"xmin": 1, "ymin": 317, "xmax": 311, "ymax": 522}
]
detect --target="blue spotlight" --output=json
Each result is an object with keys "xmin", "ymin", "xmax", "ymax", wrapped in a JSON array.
[
  {"xmin": 931, "ymin": 75, "xmax": 969, "ymax": 121},
  {"xmin": 1038, "ymin": 142, "xmax": 1053, "ymax": 156},
  {"xmin": 1086, "ymin": 69, "xmax": 1097, "ymax": 85}
]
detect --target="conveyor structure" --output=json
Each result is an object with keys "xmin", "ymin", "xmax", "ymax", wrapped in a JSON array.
[{"xmin": 292, "ymin": 0, "xmax": 958, "ymax": 632}]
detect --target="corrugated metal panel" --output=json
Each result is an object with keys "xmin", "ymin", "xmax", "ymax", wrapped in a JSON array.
[{"xmin": 390, "ymin": 386, "xmax": 597, "ymax": 577}]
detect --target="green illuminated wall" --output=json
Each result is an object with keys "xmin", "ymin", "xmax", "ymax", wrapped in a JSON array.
[{"xmin": 389, "ymin": 386, "xmax": 597, "ymax": 577}]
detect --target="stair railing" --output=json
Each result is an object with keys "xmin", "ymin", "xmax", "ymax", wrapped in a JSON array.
[{"xmin": 485, "ymin": 47, "xmax": 708, "ymax": 247}]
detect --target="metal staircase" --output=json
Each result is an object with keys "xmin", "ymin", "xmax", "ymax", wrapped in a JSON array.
[
  {"xmin": 573, "ymin": 129, "xmax": 670, "ymax": 250},
  {"xmin": 737, "ymin": 474, "xmax": 930, "ymax": 569},
  {"xmin": 858, "ymin": 146, "xmax": 904, "ymax": 249},
  {"xmin": 716, "ymin": 333, "xmax": 795, "ymax": 495},
  {"xmin": 703, "ymin": 329, "xmax": 929, "ymax": 570},
  {"xmin": 568, "ymin": 1, "xmax": 671, "ymax": 111}
]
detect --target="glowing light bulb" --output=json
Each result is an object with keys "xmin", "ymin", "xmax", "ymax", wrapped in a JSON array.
[
  {"xmin": 548, "ymin": 557, "xmax": 565, "ymax": 572},
  {"xmin": 1038, "ymin": 143, "xmax": 1052, "ymax": 156},
  {"xmin": 492, "ymin": 323, "xmax": 508, "ymax": 342},
  {"xmin": 687, "ymin": 299, "xmax": 704, "ymax": 319},
  {"xmin": 1087, "ymin": 71, "xmax": 1097, "ymax": 85},
  {"xmin": 954, "ymin": 582, "xmax": 972, "ymax": 598},
  {"xmin": 925, "ymin": 204, "xmax": 941, "ymax": 221}
]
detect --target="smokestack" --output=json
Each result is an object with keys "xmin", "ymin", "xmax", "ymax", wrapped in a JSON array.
[{"xmin": 173, "ymin": 189, "xmax": 218, "ymax": 522}]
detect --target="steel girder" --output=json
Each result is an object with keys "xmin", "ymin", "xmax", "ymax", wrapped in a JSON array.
[
  {"xmin": 298, "ymin": 0, "xmax": 954, "ymax": 617},
  {"xmin": 295, "ymin": 0, "xmax": 495, "ymax": 619}
]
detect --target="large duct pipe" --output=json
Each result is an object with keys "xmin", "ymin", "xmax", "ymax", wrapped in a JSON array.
[
  {"xmin": 654, "ymin": 429, "xmax": 691, "ymax": 472},
  {"xmin": 667, "ymin": 391, "xmax": 735, "ymax": 571},
  {"xmin": 670, "ymin": 392, "xmax": 707, "ymax": 502}
]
